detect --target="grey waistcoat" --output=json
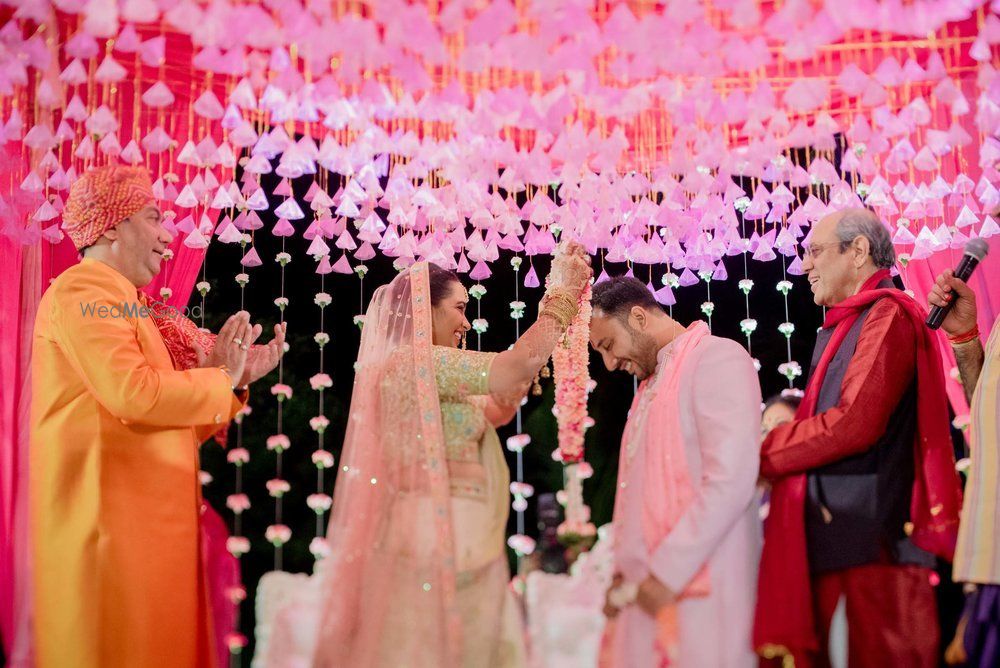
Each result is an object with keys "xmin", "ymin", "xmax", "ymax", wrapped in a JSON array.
[{"xmin": 805, "ymin": 285, "xmax": 934, "ymax": 574}]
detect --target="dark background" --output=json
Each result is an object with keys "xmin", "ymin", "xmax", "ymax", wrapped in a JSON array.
[{"xmin": 194, "ymin": 169, "xmax": 825, "ymax": 663}]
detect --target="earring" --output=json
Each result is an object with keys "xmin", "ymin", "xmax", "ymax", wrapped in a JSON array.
[{"xmin": 461, "ymin": 331, "xmax": 467, "ymax": 350}]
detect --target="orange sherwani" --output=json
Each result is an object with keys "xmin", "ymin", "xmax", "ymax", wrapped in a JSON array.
[{"xmin": 30, "ymin": 258, "xmax": 244, "ymax": 668}]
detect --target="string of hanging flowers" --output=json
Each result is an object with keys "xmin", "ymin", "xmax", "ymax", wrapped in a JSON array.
[
  {"xmin": 551, "ymin": 282, "xmax": 592, "ymax": 465},
  {"xmin": 547, "ymin": 251, "xmax": 596, "ymax": 550}
]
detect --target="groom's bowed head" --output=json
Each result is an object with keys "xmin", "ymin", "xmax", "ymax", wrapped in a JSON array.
[{"xmin": 590, "ymin": 277, "xmax": 684, "ymax": 381}]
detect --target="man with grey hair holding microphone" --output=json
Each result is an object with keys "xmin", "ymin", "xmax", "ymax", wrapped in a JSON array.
[{"xmin": 754, "ymin": 208, "xmax": 962, "ymax": 668}]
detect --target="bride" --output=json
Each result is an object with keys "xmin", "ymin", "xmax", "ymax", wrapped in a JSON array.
[{"xmin": 312, "ymin": 246, "xmax": 591, "ymax": 667}]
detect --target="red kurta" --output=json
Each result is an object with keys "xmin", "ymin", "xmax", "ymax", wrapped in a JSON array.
[{"xmin": 761, "ymin": 299, "xmax": 915, "ymax": 477}]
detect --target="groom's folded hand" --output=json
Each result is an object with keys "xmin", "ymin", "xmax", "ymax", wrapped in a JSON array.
[
  {"xmin": 636, "ymin": 575, "xmax": 675, "ymax": 617},
  {"xmin": 604, "ymin": 573, "xmax": 625, "ymax": 618}
]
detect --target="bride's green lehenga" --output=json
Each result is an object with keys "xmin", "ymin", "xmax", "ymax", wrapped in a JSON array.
[
  {"xmin": 378, "ymin": 346, "xmax": 526, "ymax": 667},
  {"xmin": 314, "ymin": 262, "xmax": 526, "ymax": 668}
]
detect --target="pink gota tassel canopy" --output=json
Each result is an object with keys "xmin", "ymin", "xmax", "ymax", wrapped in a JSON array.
[{"xmin": 0, "ymin": 0, "xmax": 998, "ymax": 271}]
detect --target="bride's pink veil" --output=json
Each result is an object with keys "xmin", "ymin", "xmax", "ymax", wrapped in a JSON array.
[{"xmin": 313, "ymin": 261, "xmax": 462, "ymax": 666}]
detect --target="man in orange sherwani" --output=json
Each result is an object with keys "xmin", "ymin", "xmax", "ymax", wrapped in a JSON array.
[{"xmin": 30, "ymin": 165, "xmax": 285, "ymax": 667}]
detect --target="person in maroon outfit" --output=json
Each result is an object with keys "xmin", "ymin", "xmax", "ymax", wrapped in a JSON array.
[{"xmin": 754, "ymin": 208, "xmax": 962, "ymax": 668}]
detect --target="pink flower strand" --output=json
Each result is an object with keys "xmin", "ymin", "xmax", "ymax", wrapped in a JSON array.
[
  {"xmin": 507, "ymin": 534, "xmax": 537, "ymax": 555},
  {"xmin": 550, "ymin": 282, "xmax": 592, "ymax": 464},
  {"xmin": 510, "ymin": 482, "xmax": 535, "ymax": 497},
  {"xmin": 309, "ymin": 537, "xmax": 330, "ymax": 558},
  {"xmin": 266, "ymin": 478, "xmax": 291, "ymax": 497},
  {"xmin": 266, "ymin": 434, "xmax": 290, "ymax": 452},
  {"xmin": 226, "ymin": 447, "xmax": 250, "ymax": 465},
  {"xmin": 312, "ymin": 450, "xmax": 335, "ymax": 469},
  {"xmin": 225, "ymin": 586, "xmax": 247, "ymax": 604},
  {"xmin": 225, "ymin": 633, "xmax": 248, "ymax": 653},
  {"xmin": 506, "ymin": 434, "xmax": 531, "ymax": 452},
  {"xmin": 309, "ymin": 373, "xmax": 333, "ymax": 390},
  {"xmin": 226, "ymin": 536, "xmax": 250, "ymax": 557},
  {"xmin": 557, "ymin": 520, "xmax": 597, "ymax": 538},
  {"xmin": 226, "ymin": 494, "xmax": 251, "ymax": 514},
  {"xmin": 265, "ymin": 524, "xmax": 292, "ymax": 546},
  {"xmin": 270, "ymin": 383, "xmax": 293, "ymax": 400},
  {"xmin": 307, "ymin": 493, "xmax": 333, "ymax": 513}
]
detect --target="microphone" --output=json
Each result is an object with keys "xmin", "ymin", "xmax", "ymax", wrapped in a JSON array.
[{"xmin": 926, "ymin": 237, "xmax": 989, "ymax": 329}]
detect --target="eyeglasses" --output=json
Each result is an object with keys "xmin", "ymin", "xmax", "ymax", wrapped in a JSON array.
[{"xmin": 803, "ymin": 241, "xmax": 843, "ymax": 260}]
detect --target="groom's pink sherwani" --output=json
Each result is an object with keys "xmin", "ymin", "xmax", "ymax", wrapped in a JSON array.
[{"xmin": 608, "ymin": 325, "xmax": 762, "ymax": 668}]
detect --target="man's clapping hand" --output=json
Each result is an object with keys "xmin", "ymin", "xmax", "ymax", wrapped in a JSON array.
[
  {"xmin": 237, "ymin": 322, "xmax": 287, "ymax": 387},
  {"xmin": 199, "ymin": 311, "xmax": 255, "ymax": 386}
]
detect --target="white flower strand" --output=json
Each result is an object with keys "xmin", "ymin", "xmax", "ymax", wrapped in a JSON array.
[
  {"xmin": 311, "ymin": 244, "xmax": 332, "ymax": 559},
  {"xmin": 270, "ymin": 204, "xmax": 290, "ymax": 570},
  {"xmin": 740, "ymin": 219, "xmax": 759, "ymax": 371},
  {"xmin": 507, "ymin": 255, "xmax": 532, "ymax": 568},
  {"xmin": 777, "ymin": 254, "xmax": 799, "ymax": 390}
]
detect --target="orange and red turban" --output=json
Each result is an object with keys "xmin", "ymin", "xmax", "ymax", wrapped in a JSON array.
[{"xmin": 62, "ymin": 165, "xmax": 155, "ymax": 250}]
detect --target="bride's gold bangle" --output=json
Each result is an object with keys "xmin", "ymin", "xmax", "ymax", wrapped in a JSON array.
[
  {"xmin": 541, "ymin": 287, "xmax": 577, "ymax": 308},
  {"xmin": 540, "ymin": 290, "xmax": 578, "ymax": 330}
]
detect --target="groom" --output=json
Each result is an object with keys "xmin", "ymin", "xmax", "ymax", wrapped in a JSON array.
[{"xmin": 591, "ymin": 276, "xmax": 762, "ymax": 667}]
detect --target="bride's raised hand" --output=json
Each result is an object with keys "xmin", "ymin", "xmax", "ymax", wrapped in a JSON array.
[{"xmin": 553, "ymin": 248, "xmax": 592, "ymax": 300}]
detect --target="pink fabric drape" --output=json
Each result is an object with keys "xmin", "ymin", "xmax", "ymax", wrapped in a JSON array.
[
  {"xmin": 891, "ymin": 27, "xmax": 998, "ymax": 417},
  {"xmin": 0, "ymin": 8, "xmax": 240, "ymax": 664},
  {"xmin": 201, "ymin": 504, "xmax": 242, "ymax": 668},
  {"xmin": 0, "ymin": 238, "xmax": 41, "ymax": 666},
  {"xmin": 2, "ymin": 236, "xmax": 230, "ymax": 665},
  {"xmin": 0, "ymin": 11, "xmax": 234, "ymax": 654},
  {"xmin": 2, "ymin": 224, "xmax": 232, "ymax": 668},
  {"xmin": 902, "ymin": 239, "xmax": 1000, "ymax": 419}
]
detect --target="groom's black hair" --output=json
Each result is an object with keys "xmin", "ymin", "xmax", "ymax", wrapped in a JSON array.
[{"xmin": 591, "ymin": 276, "xmax": 662, "ymax": 321}]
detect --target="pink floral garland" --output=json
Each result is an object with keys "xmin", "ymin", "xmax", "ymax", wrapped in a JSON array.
[
  {"xmin": 528, "ymin": 250, "xmax": 598, "ymax": 547},
  {"xmin": 552, "ymin": 283, "xmax": 592, "ymax": 464},
  {"xmin": 549, "ymin": 277, "xmax": 597, "ymax": 545}
]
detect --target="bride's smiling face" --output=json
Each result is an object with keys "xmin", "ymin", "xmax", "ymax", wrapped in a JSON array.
[{"xmin": 431, "ymin": 280, "xmax": 471, "ymax": 347}]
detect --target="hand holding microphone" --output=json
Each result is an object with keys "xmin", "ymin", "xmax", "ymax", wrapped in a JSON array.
[
  {"xmin": 926, "ymin": 238, "xmax": 988, "ymax": 333},
  {"xmin": 928, "ymin": 270, "xmax": 978, "ymax": 337}
]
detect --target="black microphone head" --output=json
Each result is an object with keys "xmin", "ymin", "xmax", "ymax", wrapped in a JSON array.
[{"xmin": 965, "ymin": 238, "xmax": 989, "ymax": 262}]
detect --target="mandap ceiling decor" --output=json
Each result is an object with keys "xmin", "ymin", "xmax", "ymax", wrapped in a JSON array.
[{"xmin": 0, "ymin": 0, "xmax": 997, "ymax": 284}]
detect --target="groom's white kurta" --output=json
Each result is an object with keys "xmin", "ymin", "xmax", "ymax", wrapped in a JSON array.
[{"xmin": 613, "ymin": 332, "xmax": 762, "ymax": 668}]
